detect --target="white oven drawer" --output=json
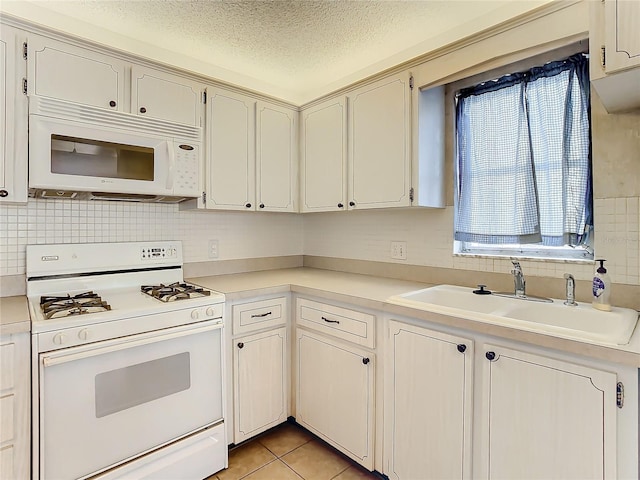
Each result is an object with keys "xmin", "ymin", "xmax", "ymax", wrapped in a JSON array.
[
  {"xmin": 37, "ymin": 321, "xmax": 223, "ymax": 480},
  {"xmin": 296, "ymin": 298, "xmax": 375, "ymax": 348},
  {"xmin": 232, "ymin": 297, "xmax": 287, "ymax": 334}
]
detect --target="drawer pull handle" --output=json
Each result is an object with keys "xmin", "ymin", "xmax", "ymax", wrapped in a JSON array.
[
  {"xmin": 251, "ymin": 311, "xmax": 272, "ymax": 318},
  {"xmin": 322, "ymin": 316, "xmax": 340, "ymax": 324},
  {"xmin": 238, "ymin": 342, "xmax": 244, "ymax": 349},
  {"xmin": 362, "ymin": 357, "xmax": 370, "ymax": 365}
]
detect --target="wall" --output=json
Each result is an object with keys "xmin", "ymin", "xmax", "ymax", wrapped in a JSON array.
[{"xmin": 0, "ymin": 200, "xmax": 303, "ymax": 294}]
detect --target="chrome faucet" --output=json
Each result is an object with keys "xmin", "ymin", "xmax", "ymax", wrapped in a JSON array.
[
  {"xmin": 511, "ymin": 260, "xmax": 526, "ymax": 297},
  {"xmin": 564, "ymin": 273, "xmax": 577, "ymax": 306}
]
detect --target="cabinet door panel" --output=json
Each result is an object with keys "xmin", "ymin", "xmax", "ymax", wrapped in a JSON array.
[
  {"xmin": 256, "ymin": 102, "xmax": 297, "ymax": 212},
  {"xmin": 386, "ymin": 321, "xmax": 473, "ymax": 480},
  {"xmin": 604, "ymin": 0, "xmax": 640, "ymax": 73},
  {"xmin": 29, "ymin": 36, "xmax": 125, "ymax": 110},
  {"xmin": 480, "ymin": 345, "xmax": 617, "ymax": 480},
  {"xmin": 234, "ymin": 328, "xmax": 287, "ymax": 443},
  {"xmin": 296, "ymin": 329, "xmax": 374, "ymax": 469},
  {"xmin": 300, "ymin": 97, "xmax": 347, "ymax": 212},
  {"xmin": 349, "ymin": 72, "xmax": 411, "ymax": 209},
  {"xmin": 131, "ymin": 66, "xmax": 202, "ymax": 126},
  {"xmin": 206, "ymin": 88, "xmax": 256, "ymax": 210}
]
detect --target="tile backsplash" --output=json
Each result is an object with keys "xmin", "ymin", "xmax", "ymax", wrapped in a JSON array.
[{"xmin": 0, "ymin": 199, "xmax": 303, "ymax": 276}]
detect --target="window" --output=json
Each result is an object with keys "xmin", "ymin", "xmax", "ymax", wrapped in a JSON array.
[{"xmin": 454, "ymin": 53, "xmax": 593, "ymax": 261}]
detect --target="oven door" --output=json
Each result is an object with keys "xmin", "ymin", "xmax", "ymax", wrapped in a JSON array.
[{"xmin": 37, "ymin": 321, "xmax": 223, "ymax": 480}]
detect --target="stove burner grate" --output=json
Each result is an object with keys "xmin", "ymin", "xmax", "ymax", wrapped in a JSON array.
[
  {"xmin": 141, "ymin": 282, "xmax": 211, "ymax": 302},
  {"xmin": 40, "ymin": 291, "xmax": 112, "ymax": 319}
]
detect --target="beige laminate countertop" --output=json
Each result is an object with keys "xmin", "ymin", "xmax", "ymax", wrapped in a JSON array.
[
  {"xmin": 190, "ymin": 267, "xmax": 640, "ymax": 368},
  {"xmin": 0, "ymin": 296, "xmax": 31, "ymax": 335}
]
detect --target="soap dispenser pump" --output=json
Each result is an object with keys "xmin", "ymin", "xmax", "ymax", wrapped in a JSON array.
[{"xmin": 592, "ymin": 259, "xmax": 612, "ymax": 311}]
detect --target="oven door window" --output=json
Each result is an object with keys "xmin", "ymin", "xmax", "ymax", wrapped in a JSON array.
[{"xmin": 39, "ymin": 323, "xmax": 223, "ymax": 480}]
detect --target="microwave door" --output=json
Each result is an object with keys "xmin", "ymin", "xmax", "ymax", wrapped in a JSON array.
[{"xmin": 29, "ymin": 115, "xmax": 171, "ymax": 195}]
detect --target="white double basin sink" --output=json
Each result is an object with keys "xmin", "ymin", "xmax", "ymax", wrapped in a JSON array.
[{"xmin": 387, "ymin": 284, "xmax": 639, "ymax": 345}]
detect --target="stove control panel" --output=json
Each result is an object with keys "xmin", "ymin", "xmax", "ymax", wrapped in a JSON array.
[{"xmin": 141, "ymin": 245, "xmax": 178, "ymax": 261}]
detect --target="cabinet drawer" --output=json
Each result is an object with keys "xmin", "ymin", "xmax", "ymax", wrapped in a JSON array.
[
  {"xmin": 296, "ymin": 298, "xmax": 375, "ymax": 348},
  {"xmin": 0, "ymin": 342, "xmax": 14, "ymax": 390},
  {"xmin": 0, "ymin": 393, "xmax": 15, "ymax": 443},
  {"xmin": 233, "ymin": 297, "xmax": 287, "ymax": 334}
]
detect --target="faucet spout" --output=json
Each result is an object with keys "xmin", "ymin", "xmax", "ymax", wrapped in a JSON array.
[
  {"xmin": 511, "ymin": 259, "xmax": 526, "ymax": 297},
  {"xmin": 564, "ymin": 273, "xmax": 577, "ymax": 306}
]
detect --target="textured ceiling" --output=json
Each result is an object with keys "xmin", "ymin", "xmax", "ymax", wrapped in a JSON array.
[{"xmin": 1, "ymin": 0, "xmax": 552, "ymax": 104}]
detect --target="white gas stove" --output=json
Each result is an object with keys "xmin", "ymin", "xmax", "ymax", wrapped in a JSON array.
[{"xmin": 27, "ymin": 241, "xmax": 228, "ymax": 480}]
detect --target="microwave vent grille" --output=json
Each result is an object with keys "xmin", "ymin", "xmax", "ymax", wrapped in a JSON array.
[{"xmin": 30, "ymin": 96, "xmax": 202, "ymax": 141}]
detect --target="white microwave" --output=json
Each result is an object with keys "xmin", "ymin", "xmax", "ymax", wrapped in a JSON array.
[{"xmin": 28, "ymin": 96, "xmax": 203, "ymax": 202}]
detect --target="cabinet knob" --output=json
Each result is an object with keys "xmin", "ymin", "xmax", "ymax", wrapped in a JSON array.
[
  {"xmin": 362, "ymin": 357, "xmax": 370, "ymax": 365},
  {"xmin": 139, "ymin": 107, "xmax": 147, "ymax": 113},
  {"xmin": 237, "ymin": 342, "xmax": 244, "ymax": 349},
  {"xmin": 259, "ymin": 203, "xmax": 265, "ymax": 209},
  {"xmin": 109, "ymin": 100, "xmax": 116, "ymax": 108},
  {"xmin": 337, "ymin": 203, "xmax": 344, "ymax": 208},
  {"xmin": 457, "ymin": 344, "xmax": 467, "ymax": 353},
  {"xmin": 245, "ymin": 203, "xmax": 252, "ymax": 208},
  {"xmin": 485, "ymin": 351, "xmax": 497, "ymax": 361},
  {"xmin": 0, "ymin": 190, "xmax": 8, "ymax": 198},
  {"xmin": 349, "ymin": 201, "xmax": 356, "ymax": 207}
]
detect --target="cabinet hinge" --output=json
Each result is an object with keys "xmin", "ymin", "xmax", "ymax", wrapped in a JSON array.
[
  {"xmin": 616, "ymin": 382, "xmax": 624, "ymax": 408},
  {"xmin": 202, "ymin": 191, "xmax": 206, "ymax": 204},
  {"xmin": 601, "ymin": 46, "xmax": 606, "ymax": 68},
  {"xmin": 409, "ymin": 187, "xmax": 414, "ymax": 202},
  {"xmin": 22, "ymin": 42, "xmax": 28, "ymax": 60},
  {"xmin": 22, "ymin": 78, "xmax": 27, "ymax": 95},
  {"xmin": 409, "ymin": 75, "xmax": 414, "ymax": 90},
  {"xmin": 202, "ymin": 91, "xmax": 207, "ymax": 104}
]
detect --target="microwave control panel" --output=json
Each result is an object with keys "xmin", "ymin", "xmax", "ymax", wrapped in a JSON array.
[{"xmin": 173, "ymin": 144, "xmax": 200, "ymax": 195}]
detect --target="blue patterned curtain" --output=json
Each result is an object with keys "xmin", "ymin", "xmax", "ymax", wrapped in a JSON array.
[{"xmin": 455, "ymin": 53, "xmax": 592, "ymax": 247}]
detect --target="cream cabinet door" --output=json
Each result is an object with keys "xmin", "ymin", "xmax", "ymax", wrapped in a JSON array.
[
  {"xmin": 478, "ymin": 345, "xmax": 617, "ymax": 480},
  {"xmin": 385, "ymin": 321, "xmax": 473, "ymax": 480},
  {"xmin": 348, "ymin": 72, "xmax": 411, "ymax": 210},
  {"xmin": 256, "ymin": 101, "xmax": 297, "ymax": 212},
  {"xmin": 603, "ymin": 0, "xmax": 640, "ymax": 74},
  {"xmin": 28, "ymin": 35, "xmax": 126, "ymax": 111},
  {"xmin": 131, "ymin": 65, "xmax": 203, "ymax": 126},
  {"xmin": 206, "ymin": 88, "xmax": 256, "ymax": 210},
  {"xmin": 0, "ymin": 25, "xmax": 27, "ymax": 203},
  {"xmin": 296, "ymin": 329, "xmax": 374, "ymax": 470},
  {"xmin": 300, "ymin": 97, "xmax": 348, "ymax": 212},
  {"xmin": 233, "ymin": 327, "xmax": 287, "ymax": 443}
]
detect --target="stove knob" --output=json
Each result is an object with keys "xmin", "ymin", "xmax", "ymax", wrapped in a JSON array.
[
  {"xmin": 53, "ymin": 333, "xmax": 66, "ymax": 345},
  {"xmin": 206, "ymin": 307, "xmax": 216, "ymax": 317},
  {"xmin": 78, "ymin": 329, "xmax": 91, "ymax": 341},
  {"xmin": 191, "ymin": 309, "xmax": 200, "ymax": 320}
]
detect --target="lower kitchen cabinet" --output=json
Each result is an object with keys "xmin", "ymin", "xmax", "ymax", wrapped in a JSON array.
[
  {"xmin": 0, "ymin": 332, "xmax": 30, "ymax": 480},
  {"xmin": 477, "ymin": 344, "xmax": 617, "ymax": 480},
  {"xmin": 233, "ymin": 326, "xmax": 288, "ymax": 443},
  {"xmin": 296, "ymin": 328, "xmax": 375, "ymax": 470},
  {"xmin": 385, "ymin": 320, "xmax": 474, "ymax": 480}
]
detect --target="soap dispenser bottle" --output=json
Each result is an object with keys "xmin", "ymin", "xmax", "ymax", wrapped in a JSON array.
[{"xmin": 592, "ymin": 259, "xmax": 612, "ymax": 311}]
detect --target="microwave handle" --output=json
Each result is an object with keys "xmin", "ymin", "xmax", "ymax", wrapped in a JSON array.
[{"xmin": 166, "ymin": 140, "xmax": 175, "ymax": 190}]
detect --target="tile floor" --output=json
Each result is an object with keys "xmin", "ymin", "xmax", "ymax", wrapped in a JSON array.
[{"xmin": 207, "ymin": 422, "xmax": 379, "ymax": 480}]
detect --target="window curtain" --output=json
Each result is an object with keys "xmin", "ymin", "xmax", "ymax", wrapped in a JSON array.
[{"xmin": 454, "ymin": 53, "xmax": 592, "ymax": 247}]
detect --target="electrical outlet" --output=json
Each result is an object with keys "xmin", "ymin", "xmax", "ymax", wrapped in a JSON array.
[
  {"xmin": 208, "ymin": 239, "xmax": 219, "ymax": 259},
  {"xmin": 391, "ymin": 241, "xmax": 407, "ymax": 260}
]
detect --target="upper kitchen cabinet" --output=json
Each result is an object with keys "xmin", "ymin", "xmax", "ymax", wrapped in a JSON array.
[
  {"xmin": 205, "ymin": 87, "xmax": 256, "ymax": 211},
  {"xmin": 256, "ymin": 101, "xmax": 298, "ymax": 212},
  {"xmin": 348, "ymin": 72, "xmax": 411, "ymax": 210},
  {"xmin": 590, "ymin": 0, "xmax": 640, "ymax": 112},
  {"xmin": 131, "ymin": 65, "xmax": 203, "ymax": 126},
  {"xmin": 0, "ymin": 25, "xmax": 28, "ymax": 204},
  {"xmin": 300, "ymin": 97, "xmax": 348, "ymax": 212},
  {"xmin": 28, "ymin": 35, "xmax": 126, "ymax": 111},
  {"xmin": 200, "ymin": 89, "xmax": 297, "ymax": 212}
]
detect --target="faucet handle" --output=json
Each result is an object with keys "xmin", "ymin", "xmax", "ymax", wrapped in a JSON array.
[{"xmin": 511, "ymin": 258, "xmax": 522, "ymax": 268}]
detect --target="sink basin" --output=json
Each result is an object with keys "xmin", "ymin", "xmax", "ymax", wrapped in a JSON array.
[{"xmin": 387, "ymin": 285, "xmax": 639, "ymax": 345}]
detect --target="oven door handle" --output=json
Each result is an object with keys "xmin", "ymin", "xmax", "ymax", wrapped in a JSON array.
[{"xmin": 41, "ymin": 321, "xmax": 222, "ymax": 368}]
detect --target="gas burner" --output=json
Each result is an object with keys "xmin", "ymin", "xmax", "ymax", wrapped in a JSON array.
[
  {"xmin": 40, "ymin": 291, "xmax": 112, "ymax": 319},
  {"xmin": 141, "ymin": 282, "xmax": 211, "ymax": 303}
]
